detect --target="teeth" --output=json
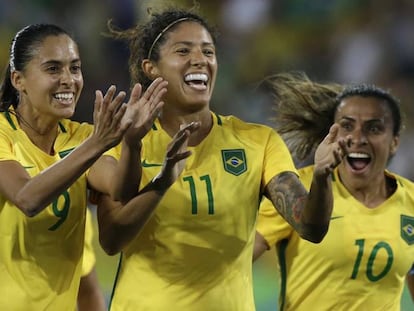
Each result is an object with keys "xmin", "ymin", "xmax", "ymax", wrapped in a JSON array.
[
  {"xmin": 54, "ymin": 93, "xmax": 74, "ymax": 100},
  {"xmin": 348, "ymin": 152, "xmax": 369, "ymax": 158},
  {"xmin": 184, "ymin": 73, "xmax": 208, "ymax": 82}
]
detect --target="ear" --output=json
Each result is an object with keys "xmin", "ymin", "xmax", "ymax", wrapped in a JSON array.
[
  {"xmin": 142, "ymin": 59, "xmax": 160, "ymax": 80},
  {"xmin": 10, "ymin": 70, "xmax": 25, "ymax": 92},
  {"xmin": 389, "ymin": 135, "xmax": 400, "ymax": 157}
]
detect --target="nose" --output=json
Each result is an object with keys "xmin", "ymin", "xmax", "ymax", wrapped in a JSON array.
[
  {"xmin": 351, "ymin": 128, "xmax": 368, "ymax": 146},
  {"xmin": 190, "ymin": 49, "xmax": 207, "ymax": 67},
  {"xmin": 60, "ymin": 67, "xmax": 74, "ymax": 86}
]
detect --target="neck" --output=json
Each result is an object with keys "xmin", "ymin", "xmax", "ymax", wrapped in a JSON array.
[
  {"xmin": 159, "ymin": 108, "xmax": 213, "ymax": 146},
  {"xmin": 14, "ymin": 108, "xmax": 59, "ymax": 154},
  {"xmin": 338, "ymin": 171, "xmax": 395, "ymax": 208}
]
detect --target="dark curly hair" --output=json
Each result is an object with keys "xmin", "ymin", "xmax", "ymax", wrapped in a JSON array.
[{"xmin": 106, "ymin": 6, "xmax": 218, "ymax": 91}]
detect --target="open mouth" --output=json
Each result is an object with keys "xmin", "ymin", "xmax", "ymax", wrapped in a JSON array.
[
  {"xmin": 184, "ymin": 73, "xmax": 208, "ymax": 90},
  {"xmin": 346, "ymin": 152, "xmax": 371, "ymax": 171}
]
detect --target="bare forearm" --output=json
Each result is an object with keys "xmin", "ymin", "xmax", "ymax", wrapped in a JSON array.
[
  {"xmin": 265, "ymin": 172, "xmax": 332, "ymax": 243},
  {"xmin": 77, "ymin": 270, "xmax": 106, "ymax": 311},
  {"xmin": 407, "ymin": 270, "xmax": 414, "ymax": 302},
  {"xmin": 98, "ymin": 182, "xmax": 166, "ymax": 255},
  {"xmin": 301, "ymin": 173, "xmax": 333, "ymax": 241},
  {"xmin": 15, "ymin": 136, "xmax": 107, "ymax": 216},
  {"xmin": 253, "ymin": 231, "xmax": 269, "ymax": 262}
]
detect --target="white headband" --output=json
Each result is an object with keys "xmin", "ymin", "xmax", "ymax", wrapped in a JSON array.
[{"xmin": 147, "ymin": 17, "xmax": 192, "ymax": 59}]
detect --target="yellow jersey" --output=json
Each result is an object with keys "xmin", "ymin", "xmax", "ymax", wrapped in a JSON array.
[
  {"xmin": 0, "ymin": 110, "xmax": 93, "ymax": 311},
  {"xmin": 256, "ymin": 165, "xmax": 414, "ymax": 311},
  {"xmin": 109, "ymin": 113, "xmax": 297, "ymax": 311}
]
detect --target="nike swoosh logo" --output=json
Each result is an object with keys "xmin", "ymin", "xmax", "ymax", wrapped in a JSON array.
[
  {"xmin": 142, "ymin": 160, "xmax": 163, "ymax": 167},
  {"xmin": 23, "ymin": 165, "xmax": 35, "ymax": 169},
  {"xmin": 330, "ymin": 216, "xmax": 344, "ymax": 220}
]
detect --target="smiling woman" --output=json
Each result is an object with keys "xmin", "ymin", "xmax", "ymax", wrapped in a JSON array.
[
  {"xmin": 94, "ymin": 7, "xmax": 352, "ymax": 311},
  {"xmin": 254, "ymin": 72, "xmax": 414, "ymax": 310},
  {"xmin": 0, "ymin": 23, "xmax": 172, "ymax": 310}
]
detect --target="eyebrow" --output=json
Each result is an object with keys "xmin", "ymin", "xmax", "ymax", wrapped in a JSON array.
[
  {"xmin": 339, "ymin": 116, "xmax": 385, "ymax": 123},
  {"xmin": 172, "ymin": 41, "xmax": 215, "ymax": 47},
  {"xmin": 41, "ymin": 58, "xmax": 81, "ymax": 66}
]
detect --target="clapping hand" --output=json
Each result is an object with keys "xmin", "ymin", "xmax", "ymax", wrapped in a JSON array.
[
  {"xmin": 122, "ymin": 78, "xmax": 168, "ymax": 149},
  {"xmin": 92, "ymin": 85, "xmax": 131, "ymax": 150},
  {"xmin": 152, "ymin": 122, "xmax": 201, "ymax": 192}
]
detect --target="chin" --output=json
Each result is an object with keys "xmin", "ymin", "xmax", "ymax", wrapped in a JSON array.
[{"xmin": 60, "ymin": 108, "xmax": 76, "ymax": 119}]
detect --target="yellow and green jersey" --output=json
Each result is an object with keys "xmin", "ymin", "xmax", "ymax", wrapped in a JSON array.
[
  {"xmin": 0, "ymin": 110, "xmax": 93, "ymax": 311},
  {"xmin": 257, "ymin": 165, "xmax": 414, "ymax": 311},
  {"xmin": 109, "ymin": 112, "xmax": 296, "ymax": 311}
]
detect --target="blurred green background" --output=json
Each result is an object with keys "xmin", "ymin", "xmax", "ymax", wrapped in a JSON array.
[{"xmin": 2, "ymin": 0, "xmax": 414, "ymax": 309}]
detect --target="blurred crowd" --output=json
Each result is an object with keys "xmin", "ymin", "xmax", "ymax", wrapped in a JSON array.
[{"xmin": 1, "ymin": 0, "xmax": 414, "ymax": 179}]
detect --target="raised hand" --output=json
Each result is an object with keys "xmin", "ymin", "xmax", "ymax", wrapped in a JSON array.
[
  {"xmin": 152, "ymin": 122, "xmax": 200, "ymax": 192},
  {"xmin": 92, "ymin": 85, "xmax": 131, "ymax": 150},
  {"xmin": 313, "ymin": 123, "xmax": 351, "ymax": 177},
  {"xmin": 122, "ymin": 78, "xmax": 168, "ymax": 149}
]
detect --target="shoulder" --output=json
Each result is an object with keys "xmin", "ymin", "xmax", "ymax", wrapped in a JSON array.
[
  {"xmin": 59, "ymin": 119, "xmax": 93, "ymax": 137},
  {"xmin": 389, "ymin": 171, "xmax": 414, "ymax": 191},
  {"xmin": 0, "ymin": 112, "xmax": 20, "ymax": 144},
  {"xmin": 298, "ymin": 165, "xmax": 315, "ymax": 189},
  {"xmin": 219, "ymin": 114, "xmax": 272, "ymax": 131},
  {"xmin": 217, "ymin": 114, "xmax": 279, "ymax": 140}
]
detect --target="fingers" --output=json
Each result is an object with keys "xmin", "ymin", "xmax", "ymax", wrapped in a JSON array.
[
  {"xmin": 166, "ymin": 122, "xmax": 200, "ymax": 162},
  {"xmin": 93, "ymin": 90, "xmax": 103, "ymax": 122},
  {"xmin": 104, "ymin": 86, "xmax": 127, "ymax": 113},
  {"xmin": 127, "ymin": 83, "xmax": 143, "ymax": 106},
  {"xmin": 322, "ymin": 123, "xmax": 340, "ymax": 144},
  {"xmin": 93, "ymin": 85, "xmax": 131, "ymax": 148},
  {"xmin": 141, "ymin": 78, "xmax": 168, "ymax": 113},
  {"xmin": 114, "ymin": 104, "xmax": 132, "ymax": 133},
  {"xmin": 97, "ymin": 85, "xmax": 127, "ymax": 126},
  {"xmin": 142, "ymin": 78, "xmax": 168, "ymax": 102}
]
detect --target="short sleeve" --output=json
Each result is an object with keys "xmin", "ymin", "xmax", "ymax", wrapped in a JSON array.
[
  {"xmin": 256, "ymin": 198, "xmax": 293, "ymax": 247},
  {"xmin": 104, "ymin": 141, "xmax": 122, "ymax": 160},
  {"xmin": 262, "ymin": 129, "xmax": 297, "ymax": 187},
  {"xmin": 0, "ymin": 129, "xmax": 18, "ymax": 162}
]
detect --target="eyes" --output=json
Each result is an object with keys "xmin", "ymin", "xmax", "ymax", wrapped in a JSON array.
[
  {"xmin": 44, "ymin": 63, "xmax": 82, "ymax": 75},
  {"xmin": 174, "ymin": 46, "xmax": 215, "ymax": 57},
  {"xmin": 339, "ymin": 120, "xmax": 385, "ymax": 135}
]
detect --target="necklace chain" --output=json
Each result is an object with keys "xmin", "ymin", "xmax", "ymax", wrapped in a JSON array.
[{"xmin": 12, "ymin": 110, "xmax": 55, "ymax": 136}]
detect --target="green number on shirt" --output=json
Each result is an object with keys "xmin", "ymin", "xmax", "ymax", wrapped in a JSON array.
[
  {"xmin": 48, "ymin": 190, "xmax": 70, "ymax": 231},
  {"xmin": 183, "ymin": 175, "xmax": 214, "ymax": 215},
  {"xmin": 351, "ymin": 239, "xmax": 393, "ymax": 281}
]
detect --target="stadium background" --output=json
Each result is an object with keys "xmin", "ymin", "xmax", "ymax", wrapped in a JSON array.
[{"xmin": 1, "ymin": 0, "xmax": 413, "ymax": 309}]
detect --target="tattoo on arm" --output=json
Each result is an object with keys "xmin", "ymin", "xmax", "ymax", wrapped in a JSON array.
[{"xmin": 265, "ymin": 172, "xmax": 308, "ymax": 230}]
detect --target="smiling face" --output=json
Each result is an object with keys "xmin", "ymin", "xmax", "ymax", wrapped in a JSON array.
[
  {"xmin": 143, "ymin": 21, "xmax": 217, "ymax": 113},
  {"xmin": 335, "ymin": 96, "xmax": 399, "ymax": 187},
  {"xmin": 12, "ymin": 34, "xmax": 83, "ymax": 119}
]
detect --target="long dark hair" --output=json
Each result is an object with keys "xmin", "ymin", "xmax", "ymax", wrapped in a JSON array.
[{"xmin": 262, "ymin": 71, "xmax": 402, "ymax": 161}]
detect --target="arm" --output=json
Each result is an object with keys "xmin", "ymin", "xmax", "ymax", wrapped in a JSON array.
[
  {"xmin": 88, "ymin": 78, "xmax": 168, "ymax": 203},
  {"xmin": 0, "ymin": 86, "xmax": 130, "ymax": 217},
  {"xmin": 253, "ymin": 231, "xmax": 269, "ymax": 262},
  {"xmin": 77, "ymin": 268, "xmax": 106, "ymax": 311},
  {"xmin": 265, "ymin": 124, "xmax": 350, "ymax": 243},
  {"xmin": 407, "ymin": 268, "xmax": 414, "ymax": 303},
  {"xmin": 97, "ymin": 122, "xmax": 200, "ymax": 255}
]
